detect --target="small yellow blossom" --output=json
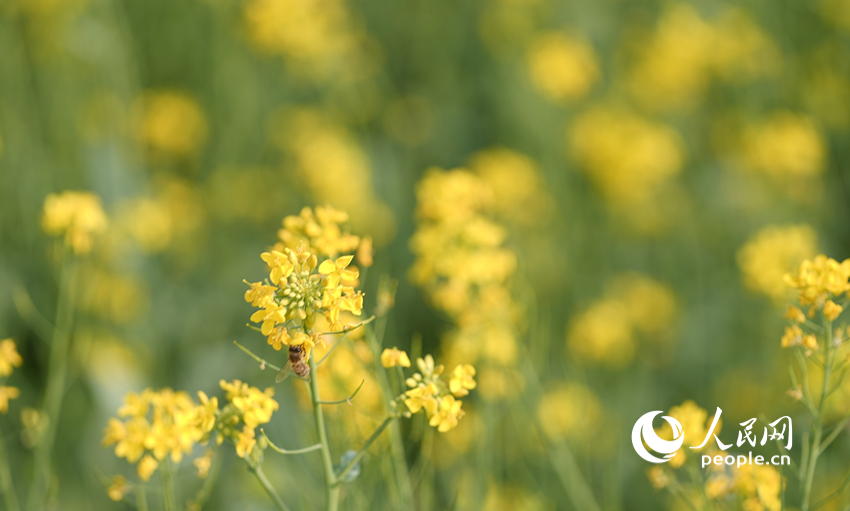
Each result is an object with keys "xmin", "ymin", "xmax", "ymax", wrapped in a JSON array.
[
  {"xmin": 381, "ymin": 347, "xmax": 411, "ymax": 368},
  {"xmin": 0, "ymin": 339, "xmax": 23, "ymax": 377},
  {"xmin": 194, "ymin": 450, "xmax": 215, "ymax": 479},
  {"xmin": 785, "ymin": 306, "xmax": 806, "ymax": 323},
  {"xmin": 429, "ymin": 395, "xmax": 464, "ymax": 432},
  {"xmin": 134, "ymin": 91, "xmax": 207, "ymax": 158},
  {"xmin": 647, "ymin": 466, "xmax": 670, "ymax": 489},
  {"xmin": 41, "ymin": 191, "xmax": 108, "ymax": 255},
  {"xmin": 737, "ymin": 225, "xmax": 818, "ymax": 302},
  {"xmin": 250, "ymin": 303, "xmax": 286, "ymax": 336},
  {"xmin": 267, "ymin": 326, "xmax": 291, "ymax": 351},
  {"xmin": 824, "ymin": 300, "xmax": 843, "ymax": 321},
  {"xmin": 106, "ymin": 475, "xmax": 130, "ymax": 502},
  {"xmin": 404, "ymin": 385, "xmax": 439, "ymax": 416},
  {"xmin": 781, "ymin": 325, "xmax": 803, "ymax": 348},
  {"xmin": 449, "ymin": 364, "xmax": 477, "ymax": 397},
  {"xmin": 244, "ymin": 281, "xmax": 277, "ymax": 308},
  {"xmin": 802, "ymin": 334, "xmax": 819, "ymax": 351},
  {"xmin": 357, "ymin": 236, "xmax": 373, "ymax": 268},
  {"xmin": 0, "ymin": 386, "xmax": 20, "ymax": 414},
  {"xmin": 235, "ymin": 426, "xmax": 256, "ymax": 458},
  {"xmin": 137, "ymin": 455, "xmax": 158, "ymax": 482}
]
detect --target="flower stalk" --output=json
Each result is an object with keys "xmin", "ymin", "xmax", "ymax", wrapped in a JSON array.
[{"xmin": 800, "ymin": 316, "xmax": 834, "ymax": 511}]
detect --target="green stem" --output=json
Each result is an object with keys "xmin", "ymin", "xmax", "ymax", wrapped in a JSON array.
[
  {"xmin": 308, "ymin": 353, "xmax": 340, "ymax": 511},
  {"xmin": 334, "ymin": 417, "xmax": 394, "ymax": 485},
  {"xmin": 161, "ymin": 459, "xmax": 175, "ymax": 511},
  {"xmin": 0, "ymin": 434, "xmax": 21, "ymax": 511},
  {"xmin": 233, "ymin": 341, "xmax": 281, "ymax": 372},
  {"xmin": 250, "ymin": 463, "xmax": 292, "ymax": 511},
  {"xmin": 317, "ymin": 379, "xmax": 365, "ymax": 405},
  {"xmin": 261, "ymin": 430, "xmax": 322, "ymax": 455},
  {"xmin": 28, "ymin": 256, "xmax": 76, "ymax": 509},
  {"xmin": 135, "ymin": 483, "xmax": 148, "ymax": 511},
  {"xmin": 801, "ymin": 319, "xmax": 834, "ymax": 511},
  {"xmin": 367, "ymin": 314, "xmax": 414, "ymax": 507}
]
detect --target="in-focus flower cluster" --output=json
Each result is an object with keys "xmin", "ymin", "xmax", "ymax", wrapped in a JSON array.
[
  {"xmin": 0, "ymin": 339, "xmax": 22, "ymax": 414},
  {"xmin": 245, "ymin": 207, "xmax": 367, "ymax": 355},
  {"xmin": 41, "ymin": 191, "xmax": 108, "ymax": 255},
  {"xmin": 780, "ymin": 254, "xmax": 850, "ymax": 352},
  {"xmin": 399, "ymin": 354, "xmax": 476, "ymax": 433},
  {"xmin": 217, "ymin": 379, "xmax": 279, "ymax": 458},
  {"xmin": 102, "ymin": 388, "xmax": 217, "ymax": 481}
]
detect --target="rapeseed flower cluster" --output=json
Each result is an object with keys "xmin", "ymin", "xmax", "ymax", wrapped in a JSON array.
[
  {"xmin": 102, "ymin": 388, "xmax": 217, "ymax": 481},
  {"xmin": 401, "ymin": 354, "xmax": 476, "ymax": 432},
  {"xmin": 566, "ymin": 273, "xmax": 677, "ymax": 369},
  {"xmin": 271, "ymin": 110, "xmax": 395, "ymax": 241},
  {"xmin": 41, "ymin": 191, "xmax": 108, "ymax": 255},
  {"xmin": 217, "ymin": 379, "xmax": 279, "ymax": 458},
  {"xmin": 0, "ymin": 339, "xmax": 22, "ymax": 414},
  {"xmin": 737, "ymin": 225, "xmax": 819, "ymax": 303},
  {"xmin": 525, "ymin": 32, "xmax": 599, "ymax": 102},
  {"xmin": 647, "ymin": 401, "xmax": 781, "ymax": 511},
  {"xmin": 133, "ymin": 91, "xmax": 208, "ymax": 159},
  {"xmin": 627, "ymin": 4, "xmax": 781, "ymax": 112}
]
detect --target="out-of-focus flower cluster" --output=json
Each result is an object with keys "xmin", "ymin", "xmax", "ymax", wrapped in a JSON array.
[
  {"xmin": 270, "ymin": 109, "xmax": 395, "ymax": 242},
  {"xmin": 400, "ymin": 354, "xmax": 476, "ymax": 433},
  {"xmin": 0, "ymin": 339, "xmax": 22, "ymax": 414},
  {"xmin": 102, "ymin": 388, "xmax": 217, "ymax": 481},
  {"xmin": 566, "ymin": 273, "xmax": 678, "ymax": 369},
  {"xmin": 41, "ymin": 191, "xmax": 108, "ymax": 255},
  {"xmin": 245, "ymin": 207, "xmax": 367, "ymax": 354},
  {"xmin": 568, "ymin": 105, "xmax": 685, "ymax": 234},
  {"xmin": 737, "ymin": 225, "xmax": 819, "ymax": 303}
]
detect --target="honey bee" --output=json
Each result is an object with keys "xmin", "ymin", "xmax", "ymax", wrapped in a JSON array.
[{"xmin": 276, "ymin": 344, "xmax": 311, "ymax": 382}]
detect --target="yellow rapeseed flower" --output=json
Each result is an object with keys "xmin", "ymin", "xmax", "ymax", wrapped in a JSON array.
[
  {"xmin": 0, "ymin": 386, "xmax": 20, "ymax": 414},
  {"xmin": 0, "ymin": 339, "xmax": 23, "ymax": 377},
  {"xmin": 106, "ymin": 475, "xmax": 130, "ymax": 502},
  {"xmin": 449, "ymin": 364, "xmax": 477, "ymax": 397},
  {"xmin": 824, "ymin": 300, "xmax": 843, "ymax": 321},
  {"xmin": 41, "ymin": 191, "xmax": 108, "ymax": 255},
  {"xmin": 526, "ymin": 32, "xmax": 599, "ymax": 102},
  {"xmin": 785, "ymin": 254, "xmax": 850, "ymax": 306},
  {"xmin": 194, "ymin": 450, "xmax": 215, "ymax": 479},
  {"xmin": 235, "ymin": 426, "xmax": 256, "ymax": 458},
  {"xmin": 134, "ymin": 91, "xmax": 207, "ymax": 158},
  {"xmin": 429, "ymin": 395, "xmax": 464, "ymax": 433},
  {"xmin": 381, "ymin": 347, "xmax": 411, "ymax": 368},
  {"xmin": 738, "ymin": 225, "xmax": 819, "ymax": 302},
  {"xmin": 137, "ymin": 455, "xmax": 158, "ymax": 482}
]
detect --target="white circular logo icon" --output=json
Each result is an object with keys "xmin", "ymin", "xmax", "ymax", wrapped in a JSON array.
[{"xmin": 632, "ymin": 411, "xmax": 684, "ymax": 463}]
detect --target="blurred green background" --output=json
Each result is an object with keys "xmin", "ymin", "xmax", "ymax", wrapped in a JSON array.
[{"xmin": 1, "ymin": 0, "xmax": 850, "ymax": 508}]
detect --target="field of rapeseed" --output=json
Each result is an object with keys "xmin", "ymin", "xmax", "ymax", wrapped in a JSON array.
[{"xmin": 3, "ymin": 0, "xmax": 850, "ymax": 509}]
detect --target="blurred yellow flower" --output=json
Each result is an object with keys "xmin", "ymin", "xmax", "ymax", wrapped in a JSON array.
[
  {"xmin": 737, "ymin": 224, "xmax": 818, "ymax": 303},
  {"xmin": 105, "ymin": 475, "xmax": 129, "ymax": 502},
  {"xmin": 235, "ymin": 426, "xmax": 256, "ymax": 458},
  {"xmin": 742, "ymin": 112, "xmax": 825, "ymax": 179},
  {"xmin": 568, "ymin": 105, "xmax": 684, "ymax": 205},
  {"xmin": 449, "ymin": 364, "xmax": 477, "ymax": 397},
  {"xmin": 103, "ymin": 388, "xmax": 218, "ymax": 479},
  {"xmin": 785, "ymin": 306, "xmax": 806, "ymax": 323},
  {"xmin": 537, "ymin": 382, "xmax": 602, "ymax": 441},
  {"xmin": 566, "ymin": 299, "xmax": 635, "ymax": 369},
  {"xmin": 41, "ymin": 191, "xmax": 108, "ymax": 255},
  {"xmin": 780, "ymin": 324, "xmax": 803, "ymax": 348},
  {"xmin": 194, "ymin": 450, "xmax": 215, "ymax": 479},
  {"xmin": 0, "ymin": 339, "xmax": 23, "ymax": 377},
  {"xmin": 381, "ymin": 347, "xmax": 411, "ymax": 368},
  {"xmin": 136, "ymin": 455, "xmax": 158, "ymax": 482},
  {"xmin": 134, "ymin": 91, "xmax": 207, "ymax": 158},
  {"xmin": 0, "ymin": 386, "xmax": 20, "ymax": 414},
  {"xmin": 526, "ymin": 32, "xmax": 599, "ymax": 102},
  {"xmin": 824, "ymin": 300, "xmax": 843, "ymax": 321}
]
